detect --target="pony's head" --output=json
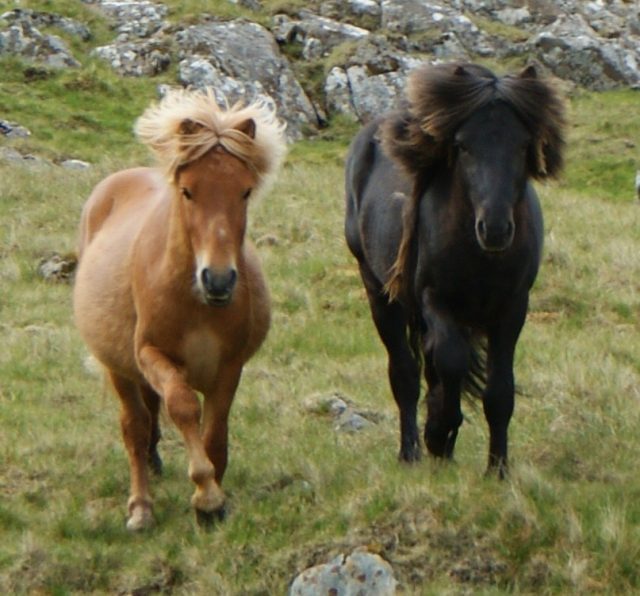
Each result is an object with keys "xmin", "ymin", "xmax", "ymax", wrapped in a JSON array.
[
  {"xmin": 382, "ymin": 63, "xmax": 565, "ymax": 296},
  {"xmin": 135, "ymin": 89, "xmax": 286, "ymax": 306}
]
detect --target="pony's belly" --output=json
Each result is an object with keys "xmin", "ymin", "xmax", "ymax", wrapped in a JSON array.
[{"xmin": 73, "ymin": 233, "xmax": 140, "ymax": 381}]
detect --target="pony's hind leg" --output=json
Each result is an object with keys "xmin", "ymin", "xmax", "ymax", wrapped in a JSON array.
[
  {"xmin": 140, "ymin": 384, "xmax": 163, "ymax": 475},
  {"xmin": 109, "ymin": 372, "xmax": 154, "ymax": 531}
]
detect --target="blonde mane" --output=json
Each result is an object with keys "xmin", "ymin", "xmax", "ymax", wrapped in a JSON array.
[{"xmin": 134, "ymin": 88, "xmax": 287, "ymax": 197}]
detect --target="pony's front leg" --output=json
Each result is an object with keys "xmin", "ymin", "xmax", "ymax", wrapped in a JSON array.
[
  {"xmin": 483, "ymin": 298, "xmax": 527, "ymax": 478},
  {"xmin": 198, "ymin": 359, "xmax": 243, "ymax": 524},
  {"xmin": 137, "ymin": 345, "xmax": 226, "ymax": 521},
  {"xmin": 422, "ymin": 299, "xmax": 466, "ymax": 459}
]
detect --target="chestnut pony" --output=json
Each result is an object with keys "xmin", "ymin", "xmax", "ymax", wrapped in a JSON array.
[
  {"xmin": 74, "ymin": 89, "xmax": 286, "ymax": 530},
  {"xmin": 345, "ymin": 63, "xmax": 565, "ymax": 475}
]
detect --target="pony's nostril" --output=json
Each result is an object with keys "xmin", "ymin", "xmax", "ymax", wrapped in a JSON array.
[
  {"xmin": 506, "ymin": 220, "xmax": 514, "ymax": 238},
  {"xmin": 476, "ymin": 218, "xmax": 487, "ymax": 239},
  {"xmin": 201, "ymin": 267, "xmax": 237, "ymax": 300}
]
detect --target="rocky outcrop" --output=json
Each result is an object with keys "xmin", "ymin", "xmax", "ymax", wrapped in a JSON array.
[
  {"xmin": 175, "ymin": 20, "xmax": 319, "ymax": 139},
  {"xmin": 1, "ymin": 0, "xmax": 640, "ymax": 134}
]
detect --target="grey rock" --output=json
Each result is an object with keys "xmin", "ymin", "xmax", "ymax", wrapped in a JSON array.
[
  {"xmin": 60, "ymin": 159, "xmax": 91, "ymax": 170},
  {"xmin": 176, "ymin": 20, "xmax": 318, "ymax": 139},
  {"xmin": 1, "ymin": 8, "xmax": 91, "ymax": 40},
  {"xmin": 346, "ymin": 65, "xmax": 406, "ymax": 123},
  {"xmin": 530, "ymin": 14, "xmax": 640, "ymax": 89},
  {"xmin": 325, "ymin": 66, "xmax": 358, "ymax": 120},
  {"xmin": 92, "ymin": 38, "xmax": 171, "ymax": 76},
  {"xmin": 97, "ymin": 1, "xmax": 168, "ymax": 39},
  {"xmin": 37, "ymin": 253, "xmax": 78, "ymax": 283},
  {"xmin": 272, "ymin": 11, "xmax": 369, "ymax": 60},
  {"xmin": 335, "ymin": 411, "xmax": 372, "ymax": 433},
  {"xmin": 0, "ymin": 20, "xmax": 80, "ymax": 67},
  {"xmin": 0, "ymin": 120, "xmax": 31, "ymax": 138},
  {"xmin": 289, "ymin": 551, "xmax": 397, "ymax": 596}
]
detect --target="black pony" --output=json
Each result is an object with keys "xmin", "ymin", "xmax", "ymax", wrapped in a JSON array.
[{"xmin": 345, "ymin": 63, "xmax": 565, "ymax": 474}]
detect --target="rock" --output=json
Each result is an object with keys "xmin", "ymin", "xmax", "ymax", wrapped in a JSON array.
[
  {"xmin": 346, "ymin": 65, "xmax": 406, "ymax": 123},
  {"xmin": 0, "ymin": 120, "xmax": 31, "ymax": 138},
  {"xmin": 335, "ymin": 411, "xmax": 372, "ymax": 433},
  {"xmin": 97, "ymin": 1, "xmax": 169, "ymax": 40},
  {"xmin": 92, "ymin": 38, "xmax": 171, "ymax": 76},
  {"xmin": 303, "ymin": 391, "xmax": 384, "ymax": 433},
  {"xmin": 272, "ymin": 11, "xmax": 370, "ymax": 60},
  {"xmin": 37, "ymin": 253, "xmax": 78, "ymax": 283},
  {"xmin": 324, "ymin": 67, "xmax": 358, "ymax": 120},
  {"xmin": 60, "ymin": 159, "xmax": 91, "ymax": 170},
  {"xmin": 0, "ymin": 19, "xmax": 80, "ymax": 68},
  {"xmin": 0, "ymin": 147, "xmax": 52, "ymax": 167},
  {"xmin": 175, "ymin": 20, "xmax": 318, "ymax": 139},
  {"xmin": 529, "ymin": 14, "xmax": 640, "ymax": 89},
  {"xmin": 289, "ymin": 550, "xmax": 397, "ymax": 595},
  {"xmin": 1, "ymin": 8, "xmax": 91, "ymax": 41}
]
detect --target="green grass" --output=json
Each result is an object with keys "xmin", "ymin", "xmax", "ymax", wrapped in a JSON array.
[{"xmin": 2, "ymin": 6, "xmax": 640, "ymax": 593}]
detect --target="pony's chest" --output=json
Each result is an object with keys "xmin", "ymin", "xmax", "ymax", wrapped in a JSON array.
[
  {"xmin": 179, "ymin": 328, "xmax": 222, "ymax": 392},
  {"xmin": 424, "ymin": 246, "xmax": 530, "ymax": 322}
]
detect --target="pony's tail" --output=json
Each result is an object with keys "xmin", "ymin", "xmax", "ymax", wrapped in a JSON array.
[{"xmin": 464, "ymin": 336, "xmax": 487, "ymax": 400}]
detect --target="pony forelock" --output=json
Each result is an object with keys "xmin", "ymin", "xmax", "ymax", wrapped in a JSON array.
[{"xmin": 134, "ymin": 88, "xmax": 287, "ymax": 197}]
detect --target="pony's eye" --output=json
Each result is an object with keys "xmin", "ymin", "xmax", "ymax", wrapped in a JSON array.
[
  {"xmin": 181, "ymin": 187, "xmax": 193, "ymax": 200},
  {"xmin": 242, "ymin": 188, "xmax": 252, "ymax": 200}
]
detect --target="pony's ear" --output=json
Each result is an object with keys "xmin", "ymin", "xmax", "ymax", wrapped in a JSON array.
[
  {"xmin": 519, "ymin": 65, "xmax": 538, "ymax": 79},
  {"xmin": 236, "ymin": 118, "xmax": 256, "ymax": 139},
  {"xmin": 178, "ymin": 118, "xmax": 202, "ymax": 136},
  {"xmin": 380, "ymin": 110, "xmax": 441, "ymax": 176}
]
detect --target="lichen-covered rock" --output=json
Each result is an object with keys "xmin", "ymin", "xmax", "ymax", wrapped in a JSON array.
[
  {"xmin": 1, "ymin": 8, "xmax": 91, "ymax": 40},
  {"xmin": 0, "ymin": 19, "xmax": 80, "ymax": 68},
  {"xmin": 92, "ymin": 38, "xmax": 171, "ymax": 76},
  {"xmin": 176, "ymin": 20, "xmax": 318, "ymax": 139},
  {"xmin": 272, "ymin": 10, "xmax": 369, "ymax": 59},
  {"xmin": 529, "ymin": 14, "xmax": 640, "ymax": 89},
  {"xmin": 346, "ymin": 65, "xmax": 406, "ymax": 123},
  {"xmin": 289, "ymin": 551, "xmax": 397, "ymax": 596},
  {"xmin": 97, "ymin": 1, "xmax": 168, "ymax": 39}
]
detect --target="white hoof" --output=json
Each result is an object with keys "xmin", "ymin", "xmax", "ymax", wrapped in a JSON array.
[{"xmin": 126, "ymin": 502, "xmax": 154, "ymax": 531}]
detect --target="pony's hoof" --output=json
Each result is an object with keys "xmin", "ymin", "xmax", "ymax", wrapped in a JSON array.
[
  {"xmin": 195, "ymin": 505, "xmax": 227, "ymax": 528},
  {"xmin": 126, "ymin": 504, "xmax": 154, "ymax": 532},
  {"xmin": 398, "ymin": 443, "xmax": 422, "ymax": 464},
  {"xmin": 148, "ymin": 450, "xmax": 163, "ymax": 476}
]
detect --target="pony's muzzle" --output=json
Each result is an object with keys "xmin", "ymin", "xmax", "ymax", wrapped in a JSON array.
[
  {"xmin": 200, "ymin": 267, "xmax": 237, "ymax": 306},
  {"xmin": 475, "ymin": 216, "xmax": 515, "ymax": 252}
]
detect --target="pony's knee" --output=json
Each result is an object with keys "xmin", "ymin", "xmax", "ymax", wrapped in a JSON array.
[{"xmin": 165, "ymin": 385, "xmax": 201, "ymax": 429}]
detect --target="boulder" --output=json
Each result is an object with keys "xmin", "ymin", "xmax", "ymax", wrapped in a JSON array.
[
  {"xmin": 0, "ymin": 119, "xmax": 31, "ymax": 138},
  {"xmin": 176, "ymin": 20, "xmax": 319, "ymax": 139},
  {"xmin": 1, "ymin": 8, "xmax": 91, "ymax": 40},
  {"xmin": 272, "ymin": 10, "xmax": 370, "ymax": 59},
  {"xmin": 92, "ymin": 38, "xmax": 171, "ymax": 76},
  {"xmin": 529, "ymin": 14, "xmax": 640, "ymax": 89},
  {"xmin": 289, "ymin": 550, "xmax": 397, "ymax": 595},
  {"xmin": 345, "ymin": 65, "xmax": 406, "ymax": 122},
  {"xmin": 0, "ymin": 19, "xmax": 80, "ymax": 68},
  {"xmin": 97, "ymin": 1, "xmax": 169, "ymax": 40}
]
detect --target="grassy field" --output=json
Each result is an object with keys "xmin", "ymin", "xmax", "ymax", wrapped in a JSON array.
[{"xmin": 2, "ymin": 5, "xmax": 640, "ymax": 594}]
